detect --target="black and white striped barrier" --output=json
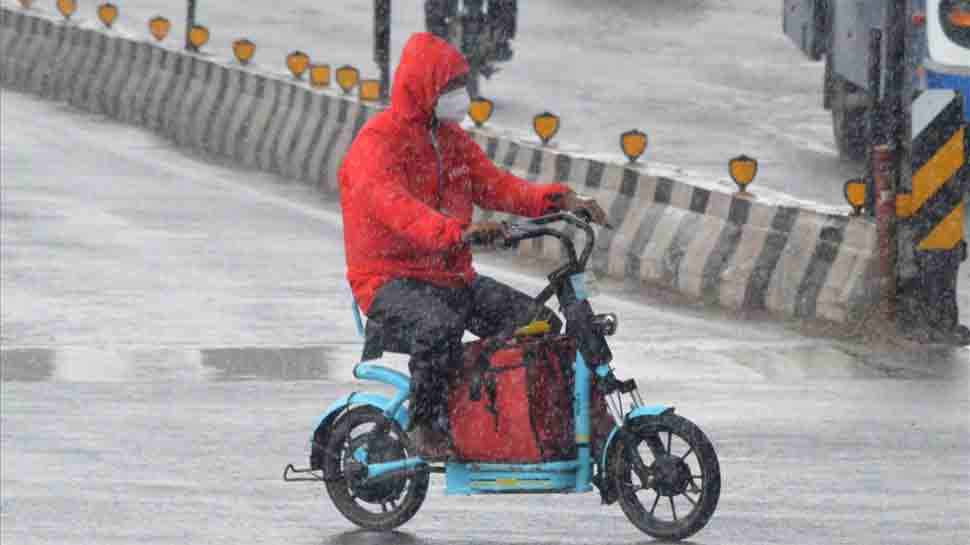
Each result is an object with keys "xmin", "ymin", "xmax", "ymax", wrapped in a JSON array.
[
  {"xmin": 0, "ymin": 3, "xmax": 879, "ymax": 327},
  {"xmin": 469, "ymin": 132, "xmax": 879, "ymax": 324}
]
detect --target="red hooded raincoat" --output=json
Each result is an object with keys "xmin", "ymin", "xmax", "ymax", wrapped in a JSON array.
[{"xmin": 338, "ymin": 33, "xmax": 569, "ymax": 314}]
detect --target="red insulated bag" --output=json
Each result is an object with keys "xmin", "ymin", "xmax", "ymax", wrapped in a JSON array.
[{"xmin": 448, "ymin": 335, "xmax": 577, "ymax": 463}]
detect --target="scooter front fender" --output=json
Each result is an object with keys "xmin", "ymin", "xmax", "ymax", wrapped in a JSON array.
[
  {"xmin": 596, "ymin": 405, "xmax": 674, "ymax": 504},
  {"xmin": 601, "ymin": 405, "xmax": 674, "ymax": 471},
  {"xmin": 308, "ymin": 392, "xmax": 410, "ymax": 470}
]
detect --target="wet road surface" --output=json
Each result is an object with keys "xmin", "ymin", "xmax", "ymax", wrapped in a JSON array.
[{"xmin": 2, "ymin": 91, "xmax": 969, "ymax": 545}]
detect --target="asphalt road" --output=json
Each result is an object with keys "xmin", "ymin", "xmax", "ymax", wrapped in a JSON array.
[{"xmin": 2, "ymin": 92, "xmax": 968, "ymax": 545}]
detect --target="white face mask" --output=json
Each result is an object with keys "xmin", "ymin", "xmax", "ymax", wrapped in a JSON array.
[{"xmin": 434, "ymin": 88, "xmax": 470, "ymax": 123}]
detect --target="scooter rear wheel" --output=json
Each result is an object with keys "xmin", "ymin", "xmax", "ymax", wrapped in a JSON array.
[
  {"xmin": 610, "ymin": 413, "xmax": 720, "ymax": 541},
  {"xmin": 324, "ymin": 406, "xmax": 429, "ymax": 530}
]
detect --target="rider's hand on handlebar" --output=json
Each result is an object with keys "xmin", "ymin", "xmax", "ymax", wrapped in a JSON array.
[
  {"xmin": 561, "ymin": 190, "xmax": 611, "ymax": 228},
  {"xmin": 462, "ymin": 221, "xmax": 509, "ymax": 246}
]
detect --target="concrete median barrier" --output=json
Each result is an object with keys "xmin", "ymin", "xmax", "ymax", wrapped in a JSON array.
[
  {"xmin": 263, "ymin": 81, "xmax": 297, "ymax": 174},
  {"xmin": 117, "ymin": 40, "xmax": 151, "ymax": 124},
  {"xmin": 68, "ymin": 28, "xmax": 103, "ymax": 110},
  {"xmin": 253, "ymin": 78, "xmax": 286, "ymax": 172},
  {"xmin": 187, "ymin": 60, "xmax": 224, "ymax": 150},
  {"xmin": 173, "ymin": 57, "xmax": 215, "ymax": 147},
  {"xmin": 5, "ymin": 14, "xmax": 36, "ymax": 90},
  {"xmin": 130, "ymin": 42, "xmax": 163, "ymax": 127},
  {"xmin": 47, "ymin": 22, "xmax": 76, "ymax": 99},
  {"xmin": 138, "ymin": 45, "xmax": 170, "ymax": 129},
  {"xmin": 159, "ymin": 54, "xmax": 194, "ymax": 139},
  {"xmin": 278, "ymin": 87, "xmax": 313, "ymax": 180},
  {"xmin": 292, "ymin": 91, "xmax": 329, "ymax": 183},
  {"xmin": 206, "ymin": 64, "xmax": 243, "ymax": 157},
  {"xmin": 145, "ymin": 48, "xmax": 181, "ymax": 132},
  {"xmin": 306, "ymin": 95, "xmax": 339, "ymax": 194},
  {"xmin": 469, "ymin": 135, "xmax": 880, "ymax": 324},
  {"xmin": 0, "ymin": 9, "xmax": 24, "ymax": 86},
  {"xmin": 237, "ymin": 73, "xmax": 276, "ymax": 169},
  {"xmin": 322, "ymin": 102, "xmax": 373, "ymax": 194},
  {"xmin": 22, "ymin": 19, "xmax": 58, "ymax": 95},
  {"xmin": 101, "ymin": 36, "xmax": 133, "ymax": 118},
  {"xmin": 0, "ymin": 4, "xmax": 880, "ymax": 328},
  {"xmin": 223, "ymin": 69, "xmax": 259, "ymax": 162},
  {"xmin": 83, "ymin": 31, "xmax": 117, "ymax": 115},
  {"xmin": 198, "ymin": 66, "xmax": 230, "ymax": 151}
]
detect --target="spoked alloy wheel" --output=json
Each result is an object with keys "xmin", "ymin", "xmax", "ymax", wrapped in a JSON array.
[
  {"xmin": 323, "ymin": 406, "xmax": 428, "ymax": 531},
  {"xmin": 610, "ymin": 413, "xmax": 720, "ymax": 541}
]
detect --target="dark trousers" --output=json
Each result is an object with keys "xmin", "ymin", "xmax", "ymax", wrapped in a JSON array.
[{"xmin": 363, "ymin": 275, "xmax": 562, "ymax": 430}]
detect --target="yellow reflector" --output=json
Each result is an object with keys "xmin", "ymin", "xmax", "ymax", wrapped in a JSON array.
[
  {"xmin": 56, "ymin": 0, "xmax": 76, "ymax": 18},
  {"xmin": 309, "ymin": 64, "xmax": 331, "ymax": 88},
  {"xmin": 232, "ymin": 39, "xmax": 256, "ymax": 64},
  {"xmin": 468, "ymin": 97, "xmax": 494, "ymax": 127},
  {"xmin": 97, "ymin": 3, "xmax": 118, "ymax": 27},
  {"xmin": 18, "ymin": 0, "xmax": 34, "ymax": 9},
  {"xmin": 514, "ymin": 320, "xmax": 551, "ymax": 337},
  {"xmin": 729, "ymin": 155, "xmax": 758, "ymax": 191},
  {"xmin": 188, "ymin": 25, "xmax": 210, "ymax": 49},
  {"xmin": 620, "ymin": 130, "xmax": 648, "ymax": 162},
  {"xmin": 286, "ymin": 51, "xmax": 309, "ymax": 79},
  {"xmin": 533, "ymin": 112, "xmax": 560, "ymax": 145},
  {"xmin": 896, "ymin": 193, "xmax": 914, "ymax": 218},
  {"xmin": 359, "ymin": 79, "xmax": 381, "ymax": 101},
  {"xmin": 843, "ymin": 178, "xmax": 867, "ymax": 214},
  {"xmin": 336, "ymin": 65, "xmax": 360, "ymax": 94},
  {"xmin": 948, "ymin": 6, "xmax": 970, "ymax": 27},
  {"xmin": 149, "ymin": 16, "xmax": 171, "ymax": 42}
]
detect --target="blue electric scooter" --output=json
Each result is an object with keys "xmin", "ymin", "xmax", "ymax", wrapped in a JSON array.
[{"xmin": 284, "ymin": 212, "xmax": 720, "ymax": 541}]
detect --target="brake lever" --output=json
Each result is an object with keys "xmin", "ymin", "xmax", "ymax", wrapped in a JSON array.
[
  {"xmin": 500, "ymin": 222, "xmax": 528, "ymax": 249},
  {"xmin": 573, "ymin": 208, "xmax": 614, "ymax": 230}
]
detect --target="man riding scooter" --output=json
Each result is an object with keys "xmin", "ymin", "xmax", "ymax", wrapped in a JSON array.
[{"xmin": 338, "ymin": 32, "xmax": 606, "ymax": 460}]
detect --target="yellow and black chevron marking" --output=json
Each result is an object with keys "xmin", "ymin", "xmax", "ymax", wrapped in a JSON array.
[{"xmin": 899, "ymin": 90, "xmax": 967, "ymax": 251}]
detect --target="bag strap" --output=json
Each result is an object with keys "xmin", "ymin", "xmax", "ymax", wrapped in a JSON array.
[{"xmin": 469, "ymin": 340, "xmax": 500, "ymax": 402}]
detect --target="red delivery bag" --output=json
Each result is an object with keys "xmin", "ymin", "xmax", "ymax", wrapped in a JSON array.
[{"xmin": 448, "ymin": 335, "xmax": 577, "ymax": 463}]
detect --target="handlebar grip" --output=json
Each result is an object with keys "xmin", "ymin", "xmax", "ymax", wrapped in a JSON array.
[
  {"xmin": 464, "ymin": 231, "xmax": 490, "ymax": 246},
  {"xmin": 464, "ymin": 221, "xmax": 511, "ymax": 247}
]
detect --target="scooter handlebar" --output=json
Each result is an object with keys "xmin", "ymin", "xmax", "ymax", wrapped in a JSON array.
[{"xmin": 499, "ymin": 212, "xmax": 597, "ymax": 268}]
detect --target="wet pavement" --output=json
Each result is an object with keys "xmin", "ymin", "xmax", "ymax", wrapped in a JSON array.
[
  {"xmin": 2, "ymin": 374, "xmax": 967, "ymax": 545},
  {"xmin": 1, "ymin": 90, "xmax": 968, "ymax": 545}
]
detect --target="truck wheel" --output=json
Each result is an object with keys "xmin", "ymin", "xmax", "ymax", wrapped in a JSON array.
[{"xmin": 831, "ymin": 76, "xmax": 869, "ymax": 162}]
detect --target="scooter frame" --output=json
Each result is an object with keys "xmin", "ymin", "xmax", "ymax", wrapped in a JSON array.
[{"xmin": 285, "ymin": 212, "xmax": 672, "ymax": 497}]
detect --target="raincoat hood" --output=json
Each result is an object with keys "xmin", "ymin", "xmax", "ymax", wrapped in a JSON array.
[
  {"xmin": 391, "ymin": 32, "xmax": 469, "ymax": 124},
  {"xmin": 338, "ymin": 32, "xmax": 568, "ymax": 314}
]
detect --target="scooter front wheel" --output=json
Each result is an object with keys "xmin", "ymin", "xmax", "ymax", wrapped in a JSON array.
[
  {"xmin": 609, "ymin": 413, "xmax": 720, "ymax": 541},
  {"xmin": 324, "ymin": 406, "xmax": 429, "ymax": 530}
]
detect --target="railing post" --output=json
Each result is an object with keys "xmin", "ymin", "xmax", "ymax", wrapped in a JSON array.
[
  {"xmin": 864, "ymin": 28, "xmax": 882, "ymax": 217},
  {"xmin": 374, "ymin": 0, "xmax": 390, "ymax": 103},
  {"xmin": 186, "ymin": 0, "xmax": 197, "ymax": 52},
  {"xmin": 872, "ymin": 144, "xmax": 897, "ymax": 321}
]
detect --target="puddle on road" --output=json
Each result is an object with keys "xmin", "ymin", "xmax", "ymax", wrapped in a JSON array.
[
  {"xmin": 0, "ymin": 349, "xmax": 56, "ymax": 381},
  {"xmin": 1, "ymin": 345, "xmax": 363, "ymax": 382},
  {"xmin": 202, "ymin": 346, "xmax": 341, "ymax": 381}
]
